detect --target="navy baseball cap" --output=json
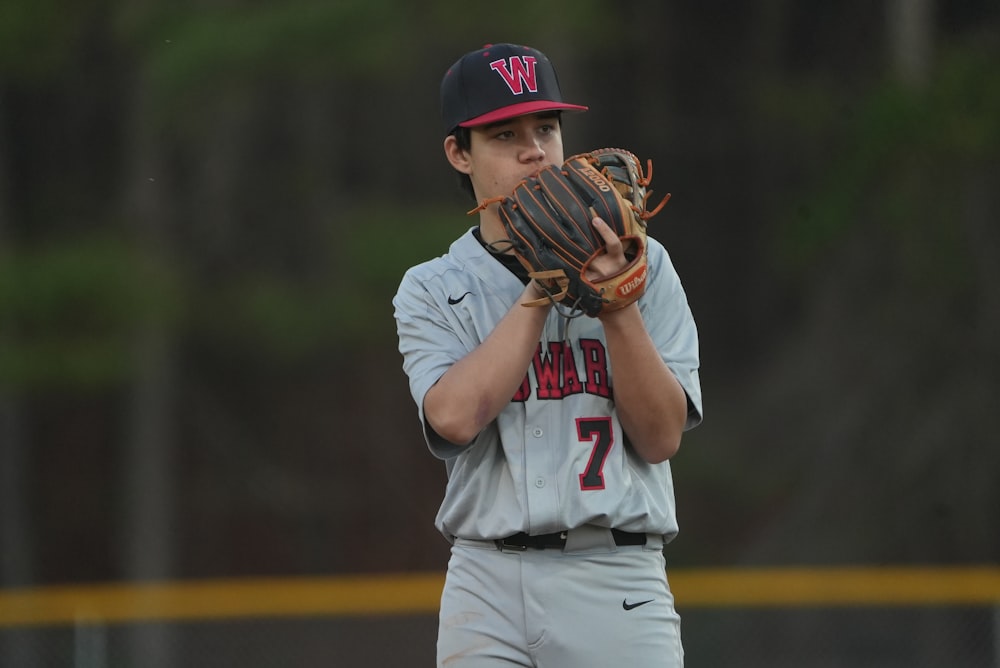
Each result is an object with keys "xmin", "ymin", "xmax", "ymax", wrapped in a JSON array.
[{"xmin": 441, "ymin": 43, "xmax": 588, "ymax": 136}]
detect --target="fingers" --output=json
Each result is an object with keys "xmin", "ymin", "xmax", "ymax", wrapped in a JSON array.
[
  {"xmin": 592, "ymin": 217, "xmax": 623, "ymax": 255},
  {"xmin": 586, "ymin": 217, "xmax": 627, "ymax": 282}
]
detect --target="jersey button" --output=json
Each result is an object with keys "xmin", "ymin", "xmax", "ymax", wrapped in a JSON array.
[
  {"xmin": 534, "ymin": 477, "xmax": 546, "ymax": 488},
  {"xmin": 532, "ymin": 427, "xmax": 544, "ymax": 438}
]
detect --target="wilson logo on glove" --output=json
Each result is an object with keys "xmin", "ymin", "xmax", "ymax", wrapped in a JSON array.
[{"xmin": 616, "ymin": 265, "xmax": 648, "ymax": 298}]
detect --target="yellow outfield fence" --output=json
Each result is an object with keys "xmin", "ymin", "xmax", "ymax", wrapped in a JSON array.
[{"xmin": 2, "ymin": 566, "xmax": 999, "ymax": 628}]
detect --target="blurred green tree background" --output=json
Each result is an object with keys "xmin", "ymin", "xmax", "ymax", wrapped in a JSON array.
[{"xmin": 1, "ymin": 0, "xmax": 998, "ymax": 588}]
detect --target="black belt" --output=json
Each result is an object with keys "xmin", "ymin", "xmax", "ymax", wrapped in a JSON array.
[{"xmin": 496, "ymin": 529, "xmax": 647, "ymax": 551}]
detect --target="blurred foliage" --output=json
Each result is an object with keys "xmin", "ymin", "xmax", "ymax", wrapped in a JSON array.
[
  {"xmin": 1, "ymin": 0, "xmax": 998, "ymax": 590},
  {"xmin": 0, "ymin": 237, "xmax": 182, "ymax": 388},
  {"xmin": 416, "ymin": 0, "xmax": 617, "ymax": 41},
  {"xmin": 188, "ymin": 206, "xmax": 470, "ymax": 362},
  {"xmin": 769, "ymin": 37, "xmax": 1000, "ymax": 285},
  {"xmin": 0, "ymin": 206, "xmax": 466, "ymax": 381},
  {"xmin": 0, "ymin": 1, "xmax": 100, "ymax": 78},
  {"xmin": 349, "ymin": 206, "xmax": 472, "ymax": 286},
  {"xmin": 137, "ymin": 3, "xmax": 411, "ymax": 94},
  {"xmin": 112, "ymin": 0, "xmax": 618, "ymax": 106}
]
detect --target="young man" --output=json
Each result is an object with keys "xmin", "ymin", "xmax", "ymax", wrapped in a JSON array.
[{"xmin": 393, "ymin": 43, "xmax": 703, "ymax": 667}]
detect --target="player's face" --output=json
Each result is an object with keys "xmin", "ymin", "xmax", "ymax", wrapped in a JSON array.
[{"xmin": 464, "ymin": 113, "xmax": 565, "ymax": 203}]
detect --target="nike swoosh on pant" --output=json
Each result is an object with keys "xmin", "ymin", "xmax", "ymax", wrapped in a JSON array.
[{"xmin": 622, "ymin": 599, "xmax": 654, "ymax": 611}]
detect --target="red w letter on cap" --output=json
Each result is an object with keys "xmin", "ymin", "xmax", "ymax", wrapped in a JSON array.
[{"xmin": 489, "ymin": 57, "xmax": 538, "ymax": 95}]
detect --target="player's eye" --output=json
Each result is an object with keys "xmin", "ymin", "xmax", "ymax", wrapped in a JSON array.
[{"xmin": 537, "ymin": 122, "xmax": 559, "ymax": 137}]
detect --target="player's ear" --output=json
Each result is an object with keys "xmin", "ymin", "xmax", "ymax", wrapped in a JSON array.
[{"xmin": 444, "ymin": 135, "xmax": 472, "ymax": 175}]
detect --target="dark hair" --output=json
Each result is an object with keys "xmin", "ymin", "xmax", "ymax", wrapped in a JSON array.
[{"xmin": 450, "ymin": 126, "xmax": 476, "ymax": 202}]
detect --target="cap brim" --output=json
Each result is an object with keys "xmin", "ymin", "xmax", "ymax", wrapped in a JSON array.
[{"xmin": 458, "ymin": 100, "xmax": 589, "ymax": 128}]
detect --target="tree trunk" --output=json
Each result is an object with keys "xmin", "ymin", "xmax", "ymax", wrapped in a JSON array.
[
  {"xmin": 887, "ymin": 0, "xmax": 934, "ymax": 88},
  {"xmin": 116, "ymin": 69, "xmax": 178, "ymax": 668},
  {"xmin": 0, "ymin": 85, "xmax": 40, "ymax": 668}
]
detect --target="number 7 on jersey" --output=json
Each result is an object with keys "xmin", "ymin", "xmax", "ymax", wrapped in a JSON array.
[{"xmin": 576, "ymin": 417, "xmax": 614, "ymax": 491}]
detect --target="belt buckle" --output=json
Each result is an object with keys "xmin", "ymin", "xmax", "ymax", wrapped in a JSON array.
[
  {"xmin": 496, "ymin": 539, "xmax": 528, "ymax": 552},
  {"xmin": 497, "ymin": 531, "xmax": 569, "ymax": 552}
]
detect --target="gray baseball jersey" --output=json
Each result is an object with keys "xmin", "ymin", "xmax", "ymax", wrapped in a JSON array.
[{"xmin": 393, "ymin": 227, "xmax": 702, "ymax": 543}]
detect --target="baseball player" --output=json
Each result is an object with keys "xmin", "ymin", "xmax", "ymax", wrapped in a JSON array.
[{"xmin": 393, "ymin": 43, "xmax": 703, "ymax": 667}]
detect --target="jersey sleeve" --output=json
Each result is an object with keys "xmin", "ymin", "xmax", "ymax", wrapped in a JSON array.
[
  {"xmin": 640, "ymin": 238, "xmax": 704, "ymax": 430},
  {"xmin": 393, "ymin": 265, "xmax": 475, "ymax": 459}
]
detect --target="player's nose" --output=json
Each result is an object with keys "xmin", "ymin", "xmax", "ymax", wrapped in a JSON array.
[{"xmin": 520, "ymin": 138, "xmax": 546, "ymax": 164}]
